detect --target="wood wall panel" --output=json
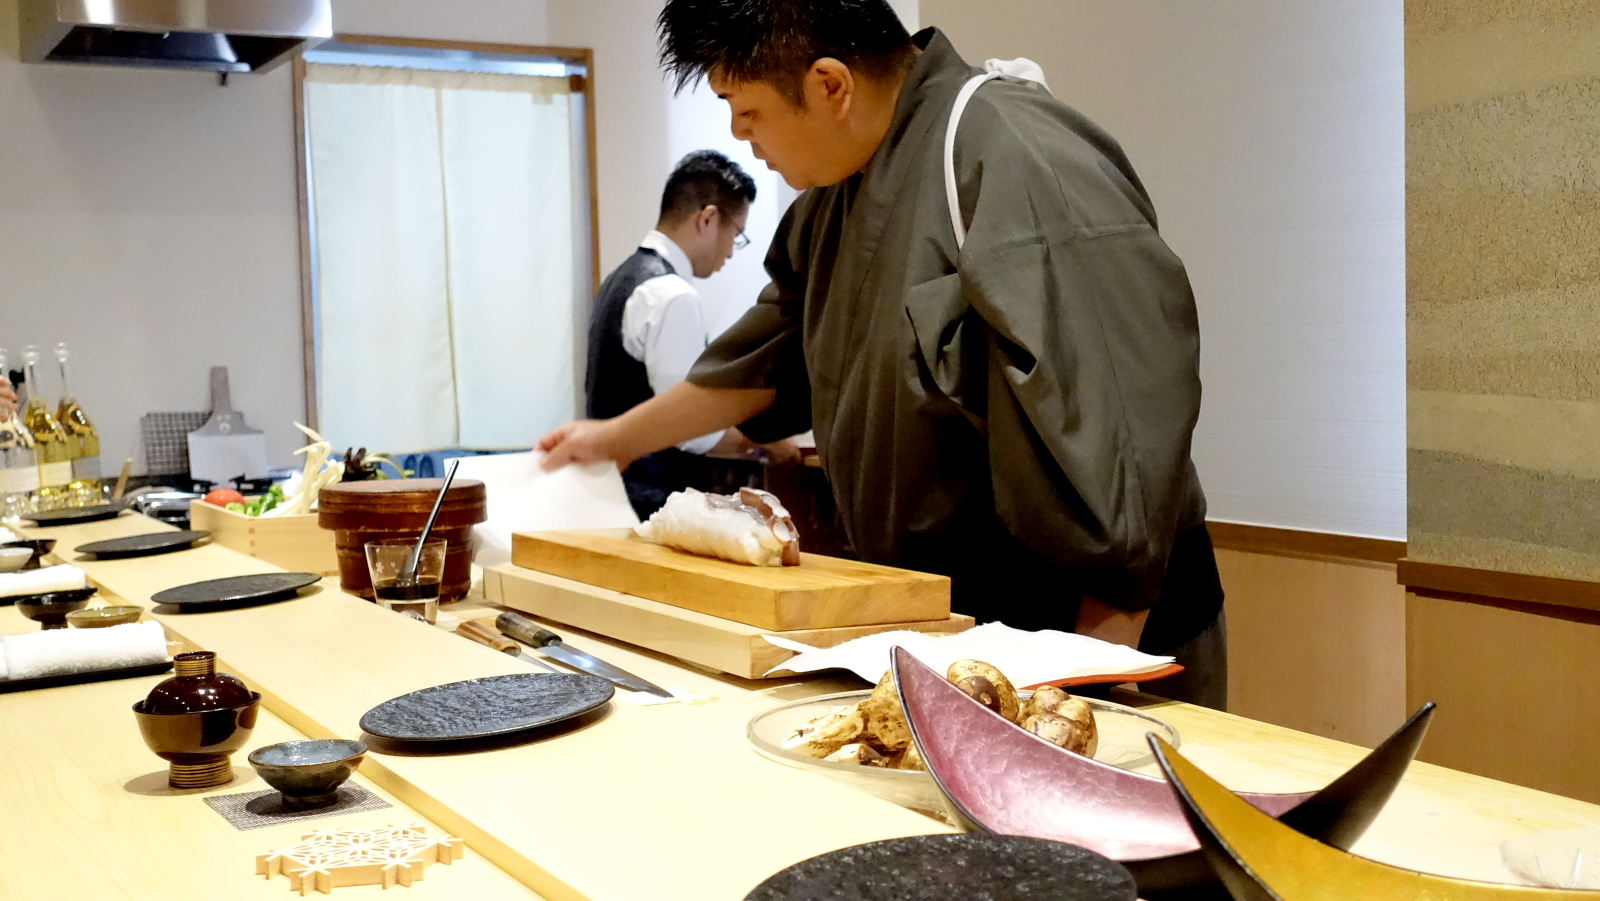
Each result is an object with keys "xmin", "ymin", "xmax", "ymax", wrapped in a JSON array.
[
  {"xmin": 1407, "ymin": 591, "xmax": 1600, "ymax": 803},
  {"xmin": 1218, "ymin": 549, "xmax": 1407, "ymax": 749}
]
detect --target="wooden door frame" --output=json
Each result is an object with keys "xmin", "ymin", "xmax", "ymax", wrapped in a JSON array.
[{"xmin": 291, "ymin": 34, "xmax": 601, "ymax": 431}]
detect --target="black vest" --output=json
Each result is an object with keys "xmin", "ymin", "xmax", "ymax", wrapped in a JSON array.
[
  {"xmin": 584, "ymin": 247, "xmax": 674, "ymax": 420},
  {"xmin": 582, "ymin": 246, "xmax": 714, "ymax": 518}
]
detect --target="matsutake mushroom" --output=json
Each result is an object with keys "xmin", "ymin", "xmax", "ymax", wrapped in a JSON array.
[
  {"xmin": 858, "ymin": 669, "xmax": 912, "ymax": 752},
  {"xmin": 1020, "ymin": 697, "xmax": 1099, "ymax": 757},
  {"xmin": 947, "ymin": 659, "xmax": 1021, "ymax": 722},
  {"xmin": 825, "ymin": 742, "xmax": 888, "ymax": 766},
  {"xmin": 782, "ymin": 702, "xmax": 866, "ymax": 758},
  {"xmin": 1020, "ymin": 685, "xmax": 1072, "ymax": 721}
]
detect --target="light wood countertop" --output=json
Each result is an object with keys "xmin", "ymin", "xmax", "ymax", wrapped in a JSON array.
[{"xmin": 8, "ymin": 512, "xmax": 1600, "ymax": 899}]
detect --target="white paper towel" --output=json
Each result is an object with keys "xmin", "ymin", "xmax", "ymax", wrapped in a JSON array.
[
  {"xmin": 761, "ymin": 621, "xmax": 1175, "ymax": 687},
  {"xmin": 0, "ymin": 564, "xmax": 87, "ymax": 599},
  {"xmin": 0, "ymin": 620, "xmax": 168, "ymax": 681},
  {"xmin": 445, "ymin": 451, "xmax": 640, "ymax": 567}
]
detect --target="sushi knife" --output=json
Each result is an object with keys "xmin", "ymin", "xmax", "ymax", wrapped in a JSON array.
[
  {"xmin": 454, "ymin": 620, "xmax": 561, "ymax": 673},
  {"xmin": 496, "ymin": 612, "xmax": 674, "ymax": 699}
]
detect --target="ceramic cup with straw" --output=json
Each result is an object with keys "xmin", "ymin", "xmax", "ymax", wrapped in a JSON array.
[{"xmin": 363, "ymin": 460, "xmax": 459, "ymax": 623}]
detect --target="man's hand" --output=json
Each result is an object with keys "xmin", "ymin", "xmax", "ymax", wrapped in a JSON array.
[
  {"xmin": 756, "ymin": 437, "xmax": 802, "ymax": 467},
  {"xmin": 1075, "ymin": 595, "xmax": 1150, "ymax": 649},
  {"xmin": 0, "ymin": 378, "xmax": 15, "ymax": 413},
  {"xmin": 536, "ymin": 419, "xmax": 629, "ymax": 471}
]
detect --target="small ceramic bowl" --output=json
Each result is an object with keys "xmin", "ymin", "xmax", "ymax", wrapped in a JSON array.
[
  {"xmin": 248, "ymin": 739, "xmax": 367, "ymax": 809},
  {"xmin": 15, "ymin": 589, "xmax": 97, "ymax": 629},
  {"xmin": 66, "ymin": 605, "xmax": 143, "ymax": 628},
  {"xmin": 0, "ymin": 547, "xmax": 32, "ymax": 573},
  {"xmin": 0, "ymin": 539, "xmax": 54, "ymax": 570}
]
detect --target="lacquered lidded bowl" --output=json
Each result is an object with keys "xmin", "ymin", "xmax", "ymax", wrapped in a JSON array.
[{"xmin": 133, "ymin": 651, "xmax": 260, "ymax": 788}]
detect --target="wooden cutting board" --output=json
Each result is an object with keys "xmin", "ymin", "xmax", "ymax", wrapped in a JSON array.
[
  {"xmin": 509, "ymin": 529, "xmax": 950, "ymax": 631},
  {"xmin": 483, "ymin": 563, "xmax": 974, "ymax": 679}
]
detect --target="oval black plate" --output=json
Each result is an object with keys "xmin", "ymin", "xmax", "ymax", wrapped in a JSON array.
[
  {"xmin": 0, "ymin": 660, "xmax": 173, "ymax": 694},
  {"xmin": 151, "ymin": 572, "xmax": 322, "ymax": 609},
  {"xmin": 359, "ymin": 673, "xmax": 614, "ymax": 742},
  {"xmin": 744, "ymin": 834, "xmax": 1138, "ymax": 901},
  {"xmin": 2, "ymin": 586, "xmax": 97, "ymax": 608},
  {"xmin": 75, "ymin": 530, "xmax": 209, "ymax": 559},
  {"xmin": 24, "ymin": 504, "xmax": 127, "ymax": 527}
]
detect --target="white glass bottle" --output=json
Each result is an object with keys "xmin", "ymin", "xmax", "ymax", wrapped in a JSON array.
[
  {"xmin": 0, "ymin": 349, "xmax": 40, "ymax": 522},
  {"xmin": 54, "ymin": 343, "xmax": 102, "ymax": 505},
  {"xmin": 20, "ymin": 345, "xmax": 72, "ymax": 511}
]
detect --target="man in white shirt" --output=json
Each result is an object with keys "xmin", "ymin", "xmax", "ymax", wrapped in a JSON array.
[{"xmin": 584, "ymin": 150, "xmax": 797, "ymax": 517}]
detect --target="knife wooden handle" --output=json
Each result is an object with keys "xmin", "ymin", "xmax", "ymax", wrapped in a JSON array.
[{"xmin": 456, "ymin": 620, "xmax": 518, "ymax": 655}]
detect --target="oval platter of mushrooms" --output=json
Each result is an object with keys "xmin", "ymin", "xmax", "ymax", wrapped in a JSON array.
[{"xmin": 783, "ymin": 659, "xmax": 1096, "ymax": 770}]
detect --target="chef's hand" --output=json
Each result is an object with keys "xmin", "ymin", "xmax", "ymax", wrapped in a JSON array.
[
  {"xmin": 0, "ymin": 378, "xmax": 15, "ymax": 413},
  {"xmin": 756, "ymin": 437, "xmax": 802, "ymax": 467},
  {"xmin": 537, "ymin": 419, "xmax": 634, "ymax": 471},
  {"xmin": 1075, "ymin": 596, "xmax": 1149, "ymax": 649}
]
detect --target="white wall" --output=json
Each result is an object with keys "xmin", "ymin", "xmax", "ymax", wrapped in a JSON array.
[
  {"xmin": 0, "ymin": 0, "xmax": 551, "ymax": 475},
  {"xmin": 925, "ymin": 0, "xmax": 1406, "ymax": 539},
  {"xmin": 548, "ymin": 0, "xmax": 920, "ymax": 335}
]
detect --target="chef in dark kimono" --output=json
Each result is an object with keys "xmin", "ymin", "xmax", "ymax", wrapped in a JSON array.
[{"xmin": 540, "ymin": 0, "xmax": 1227, "ymax": 708}]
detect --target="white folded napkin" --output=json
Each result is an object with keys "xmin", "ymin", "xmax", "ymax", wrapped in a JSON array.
[
  {"xmin": 0, "ymin": 564, "xmax": 87, "ymax": 599},
  {"xmin": 761, "ymin": 621, "xmax": 1175, "ymax": 687},
  {"xmin": 0, "ymin": 620, "xmax": 168, "ymax": 682},
  {"xmin": 444, "ymin": 451, "xmax": 640, "ymax": 567}
]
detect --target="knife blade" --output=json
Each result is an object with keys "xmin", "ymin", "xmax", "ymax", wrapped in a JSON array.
[
  {"xmin": 455, "ymin": 620, "xmax": 561, "ymax": 673},
  {"xmin": 496, "ymin": 612, "xmax": 673, "ymax": 698}
]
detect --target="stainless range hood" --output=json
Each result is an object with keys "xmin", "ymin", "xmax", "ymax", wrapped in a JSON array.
[{"xmin": 20, "ymin": 0, "xmax": 332, "ymax": 74}]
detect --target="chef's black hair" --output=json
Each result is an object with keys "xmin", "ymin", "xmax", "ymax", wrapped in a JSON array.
[
  {"xmin": 657, "ymin": 0, "xmax": 915, "ymax": 105},
  {"xmin": 659, "ymin": 150, "xmax": 757, "ymax": 223}
]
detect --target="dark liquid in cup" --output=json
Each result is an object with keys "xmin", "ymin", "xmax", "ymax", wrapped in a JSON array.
[{"xmin": 373, "ymin": 577, "xmax": 441, "ymax": 601}]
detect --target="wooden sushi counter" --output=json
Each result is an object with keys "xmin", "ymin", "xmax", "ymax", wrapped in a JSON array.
[{"xmin": 6, "ymin": 512, "xmax": 1600, "ymax": 900}]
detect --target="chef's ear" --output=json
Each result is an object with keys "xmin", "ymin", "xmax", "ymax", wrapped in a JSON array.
[
  {"xmin": 804, "ymin": 57, "xmax": 855, "ymax": 119},
  {"xmin": 696, "ymin": 205, "xmax": 719, "ymax": 234}
]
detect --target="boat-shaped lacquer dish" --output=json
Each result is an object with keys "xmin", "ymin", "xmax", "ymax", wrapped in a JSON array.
[
  {"xmin": 1151, "ymin": 735, "xmax": 1599, "ymax": 900},
  {"xmin": 891, "ymin": 647, "xmax": 1434, "ymax": 897}
]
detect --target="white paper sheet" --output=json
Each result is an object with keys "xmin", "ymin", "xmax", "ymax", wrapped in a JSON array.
[
  {"xmin": 762, "ymin": 621, "xmax": 1174, "ymax": 687},
  {"xmin": 445, "ymin": 451, "xmax": 639, "ymax": 567}
]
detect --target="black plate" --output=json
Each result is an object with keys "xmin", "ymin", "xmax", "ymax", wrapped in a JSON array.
[
  {"xmin": 151, "ymin": 572, "xmax": 322, "ymax": 609},
  {"xmin": 1, "ymin": 586, "xmax": 97, "ymax": 608},
  {"xmin": 24, "ymin": 504, "xmax": 127, "ymax": 527},
  {"xmin": 75, "ymin": 530, "xmax": 209, "ymax": 559},
  {"xmin": 744, "ymin": 834, "xmax": 1137, "ymax": 901},
  {"xmin": 359, "ymin": 673, "xmax": 614, "ymax": 742},
  {"xmin": 0, "ymin": 660, "xmax": 173, "ymax": 694}
]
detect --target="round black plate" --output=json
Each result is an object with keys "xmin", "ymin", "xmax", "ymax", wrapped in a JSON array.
[
  {"xmin": 151, "ymin": 572, "xmax": 322, "ymax": 609},
  {"xmin": 75, "ymin": 530, "xmax": 209, "ymax": 559},
  {"xmin": 24, "ymin": 504, "xmax": 127, "ymax": 527},
  {"xmin": 359, "ymin": 673, "xmax": 614, "ymax": 742},
  {"xmin": 744, "ymin": 834, "xmax": 1137, "ymax": 901},
  {"xmin": 2, "ymin": 586, "xmax": 98, "ymax": 608}
]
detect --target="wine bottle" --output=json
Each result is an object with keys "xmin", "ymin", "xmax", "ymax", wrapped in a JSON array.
[
  {"xmin": 0, "ymin": 349, "xmax": 39, "ymax": 522},
  {"xmin": 54, "ymin": 342, "xmax": 101, "ymax": 505},
  {"xmin": 20, "ymin": 345, "xmax": 72, "ymax": 511}
]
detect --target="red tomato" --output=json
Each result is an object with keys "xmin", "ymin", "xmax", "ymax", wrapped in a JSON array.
[{"xmin": 204, "ymin": 489, "xmax": 246, "ymax": 507}]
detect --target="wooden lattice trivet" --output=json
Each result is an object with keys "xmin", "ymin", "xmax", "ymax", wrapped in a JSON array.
[{"xmin": 256, "ymin": 824, "xmax": 464, "ymax": 895}]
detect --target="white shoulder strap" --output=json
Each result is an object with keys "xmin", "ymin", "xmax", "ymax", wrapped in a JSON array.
[{"xmin": 943, "ymin": 58, "xmax": 1051, "ymax": 250}]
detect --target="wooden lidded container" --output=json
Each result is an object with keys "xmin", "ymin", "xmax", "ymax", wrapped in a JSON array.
[{"xmin": 317, "ymin": 479, "xmax": 487, "ymax": 602}]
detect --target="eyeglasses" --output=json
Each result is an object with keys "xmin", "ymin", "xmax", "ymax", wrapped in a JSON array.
[{"xmin": 733, "ymin": 231, "xmax": 750, "ymax": 251}]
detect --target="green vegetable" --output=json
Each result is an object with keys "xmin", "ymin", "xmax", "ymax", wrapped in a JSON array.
[{"xmin": 226, "ymin": 502, "xmax": 246, "ymax": 514}]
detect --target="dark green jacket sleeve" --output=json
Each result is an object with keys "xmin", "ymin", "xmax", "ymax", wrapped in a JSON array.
[
  {"xmin": 941, "ymin": 85, "xmax": 1205, "ymax": 610},
  {"xmin": 685, "ymin": 196, "xmax": 814, "ymax": 443}
]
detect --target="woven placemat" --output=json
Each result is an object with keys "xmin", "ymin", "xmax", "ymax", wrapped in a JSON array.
[{"xmin": 203, "ymin": 783, "xmax": 391, "ymax": 831}]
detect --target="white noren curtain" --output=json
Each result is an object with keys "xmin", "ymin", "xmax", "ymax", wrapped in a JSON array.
[{"xmin": 305, "ymin": 64, "xmax": 578, "ymax": 453}]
